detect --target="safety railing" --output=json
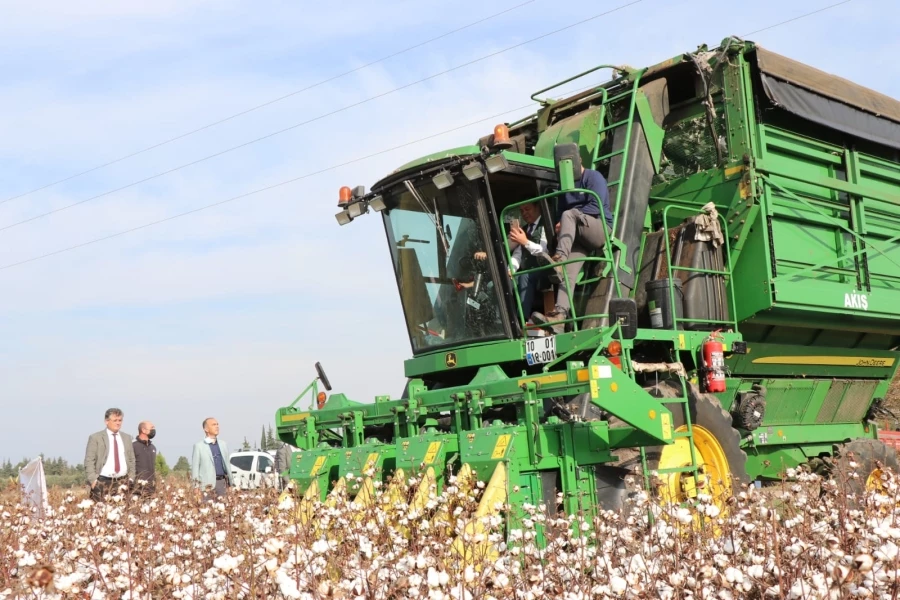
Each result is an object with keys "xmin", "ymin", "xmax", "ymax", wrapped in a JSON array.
[
  {"xmin": 659, "ymin": 203, "xmax": 739, "ymax": 332},
  {"xmin": 499, "ymin": 190, "xmax": 619, "ymax": 333},
  {"xmin": 530, "ymin": 64, "xmax": 622, "ymax": 104}
]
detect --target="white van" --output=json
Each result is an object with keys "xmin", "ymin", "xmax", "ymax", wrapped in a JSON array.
[{"xmin": 228, "ymin": 451, "xmax": 279, "ymax": 490}]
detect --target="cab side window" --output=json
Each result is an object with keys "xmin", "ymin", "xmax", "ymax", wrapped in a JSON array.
[{"xmin": 256, "ymin": 455, "xmax": 273, "ymax": 473}]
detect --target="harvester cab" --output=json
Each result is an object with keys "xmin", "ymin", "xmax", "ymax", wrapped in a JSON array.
[{"xmin": 280, "ymin": 38, "xmax": 900, "ymax": 551}]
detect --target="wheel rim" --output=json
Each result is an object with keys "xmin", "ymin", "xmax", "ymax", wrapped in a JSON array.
[
  {"xmin": 656, "ymin": 425, "xmax": 733, "ymax": 509},
  {"xmin": 866, "ymin": 467, "xmax": 885, "ymax": 492}
]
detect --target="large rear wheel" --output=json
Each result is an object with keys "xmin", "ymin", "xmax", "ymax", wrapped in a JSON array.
[
  {"xmin": 642, "ymin": 380, "xmax": 749, "ymax": 512},
  {"xmin": 832, "ymin": 438, "xmax": 900, "ymax": 500}
]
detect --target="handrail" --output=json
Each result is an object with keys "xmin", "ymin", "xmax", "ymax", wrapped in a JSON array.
[
  {"xmin": 499, "ymin": 189, "xmax": 618, "ymax": 332},
  {"xmin": 531, "ymin": 64, "xmax": 623, "ymax": 104},
  {"xmin": 603, "ymin": 69, "xmax": 644, "ymax": 235},
  {"xmin": 660, "ymin": 203, "xmax": 739, "ymax": 332}
]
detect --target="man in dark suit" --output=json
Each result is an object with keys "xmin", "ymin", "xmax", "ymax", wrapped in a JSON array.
[{"xmin": 84, "ymin": 408, "xmax": 136, "ymax": 502}]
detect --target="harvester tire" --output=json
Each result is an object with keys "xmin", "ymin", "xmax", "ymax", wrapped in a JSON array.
[
  {"xmin": 639, "ymin": 379, "xmax": 750, "ymax": 503},
  {"xmin": 832, "ymin": 438, "xmax": 900, "ymax": 500}
]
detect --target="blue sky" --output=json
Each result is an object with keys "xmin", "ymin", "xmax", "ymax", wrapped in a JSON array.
[{"xmin": 0, "ymin": 0, "xmax": 896, "ymax": 467}]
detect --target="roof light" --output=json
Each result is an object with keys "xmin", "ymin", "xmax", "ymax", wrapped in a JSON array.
[
  {"xmin": 317, "ymin": 391, "xmax": 327, "ymax": 409},
  {"xmin": 369, "ymin": 195, "xmax": 387, "ymax": 212},
  {"xmin": 339, "ymin": 186, "xmax": 352, "ymax": 205},
  {"xmin": 607, "ymin": 340, "xmax": 622, "ymax": 356},
  {"xmin": 335, "ymin": 210, "xmax": 352, "ymax": 226},
  {"xmin": 485, "ymin": 153, "xmax": 509, "ymax": 173},
  {"xmin": 492, "ymin": 123, "xmax": 512, "ymax": 149},
  {"xmin": 462, "ymin": 161, "xmax": 484, "ymax": 180},
  {"xmin": 432, "ymin": 170, "xmax": 454, "ymax": 190},
  {"xmin": 348, "ymin": 201, "xmax": 367, "ymax": 219},
  {"xmin": 352, "ymin": 185, "xmax": 365, "ymax": 198}
]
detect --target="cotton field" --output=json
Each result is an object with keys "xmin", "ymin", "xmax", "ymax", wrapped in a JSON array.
[{"xmin": 3, "ymin": 465, "xmax": 900, "ymax": 600}]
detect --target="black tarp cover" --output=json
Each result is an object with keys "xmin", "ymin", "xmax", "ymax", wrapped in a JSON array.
[{"xmin": 754, "ymin": 47, "xmax": 900, "ymax": 151}]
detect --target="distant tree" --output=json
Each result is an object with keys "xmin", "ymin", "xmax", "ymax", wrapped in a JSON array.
[
  {"xmin": 155, "ymin": 453, "xmax": 170, "ymax": 477},
  {"xmin": 173, "ymin": 456, "xmax": 190, "ymax": 472},
  {"xmin": 266, "ymin": 426, "xmax": 277, "ymax": 451},
  {"xmin": 241, "ymin": 437, "xmax": 251, "ymax": 451},
  {"xmin": 260, "ymin": 426, "xmax": 266, "ymax": 451}
]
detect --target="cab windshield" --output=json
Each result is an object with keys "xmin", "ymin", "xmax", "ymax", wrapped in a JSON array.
[{"xmin": 383, "ymin": 176, "xmax": 506, "ymax": 353}]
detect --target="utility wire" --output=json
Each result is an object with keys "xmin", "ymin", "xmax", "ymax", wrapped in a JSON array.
[
  {"xmin": 0, "ymin": 0, "xmax": 643, "ymax": 234},
  {"xmin": 0, "ymin": 0, "xmax": 852, "ymax": 272},
  {"xmin": 0, "ymin": 78, "xmax": 602, "ymax": 272},
  {"xmin": 0, "ymin": 0, "xmax": 537, "ymax": 207},
  {"xmin": 742, "ymin": 0, "xmax": 852, "ymax": 36},
  {"xmin": 0, "ymin": 104, "xmax": 538, "ymax": 272}
]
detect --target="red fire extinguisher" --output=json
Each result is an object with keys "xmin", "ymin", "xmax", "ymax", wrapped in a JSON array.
[{"xmin": 701, "ymin": 333, "xmax": 727, "ymax": 393}]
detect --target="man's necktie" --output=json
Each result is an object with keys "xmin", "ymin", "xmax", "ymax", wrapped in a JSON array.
[
  {"xmin": 526, "ymin": 222, "xmax": 534, "ymax": 237},
  {"xmin": 113, "ymin": 433, "xmax": 120, "ymax": 474}
]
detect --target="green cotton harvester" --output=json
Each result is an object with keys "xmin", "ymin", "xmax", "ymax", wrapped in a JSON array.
[{"xmin": 276, "ymin": 37, "xmax": 900, "ymax": 545}]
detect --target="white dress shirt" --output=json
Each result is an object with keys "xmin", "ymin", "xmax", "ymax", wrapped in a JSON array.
[
  {"xmin": 509, "ymin": 216, "xmax": 549, "ymax": 273},
  {"xmin": 100, "ymin": 429, "xmax": 128, "ymax": 478}
]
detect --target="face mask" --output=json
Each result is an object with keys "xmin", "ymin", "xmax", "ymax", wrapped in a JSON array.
[{"xmin": 148, "ymin": 428, "xmax": 156, "ymax": 439}]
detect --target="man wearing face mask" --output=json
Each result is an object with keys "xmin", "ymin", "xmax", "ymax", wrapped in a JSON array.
[{"xmin": 132, "ymin": 421, "xmax": 158, "ymax": 497}]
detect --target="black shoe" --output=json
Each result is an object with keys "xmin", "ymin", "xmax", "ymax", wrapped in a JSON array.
[
  {"xmin": 537, "ymin": 252, "xmax": 565, "ymax": 284},
  {"xmin": 531, "ymin": 307, "xmax": 569, "ymax": 334}
]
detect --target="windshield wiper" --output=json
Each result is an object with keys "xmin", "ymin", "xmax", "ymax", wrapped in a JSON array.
[{"xmin": 404, "ymin": 180, "xmax": 450, "ymax": 255}]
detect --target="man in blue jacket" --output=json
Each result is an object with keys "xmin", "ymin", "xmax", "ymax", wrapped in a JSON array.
[
  {"xmin": 532, "ymin": 162, "xmax": 613, "ymax": 332},
  {"xmin": 191, "ymin": 417, "xmax": 233, "ymax": 499}
]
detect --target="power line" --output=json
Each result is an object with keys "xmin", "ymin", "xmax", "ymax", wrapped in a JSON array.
[
  {"xmin": 0, "ymin": 104, "xmax": 537, "ymax": 272},
  {"xmin": 0, "ymin": 0, "xmax": 644, "ymax": 235},
  {"xmin": 742, "ymin": 0, "xmax": 852, "ymax": 36},
  {"xmin": 0, "ymin": 0, "xmax": 853, "ymax": 272},
  {"xmin": 0, "ymin": 78, "xmax": 603, "ymax": 272},
  {"xmin": 0, "ymin": 0, "xmax": 537, "ymax": 207}
]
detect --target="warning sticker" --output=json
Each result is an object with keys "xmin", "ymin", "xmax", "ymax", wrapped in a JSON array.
[{"xmin": 491, "ymin": 434, "xmax": 512, "ymax": 459}]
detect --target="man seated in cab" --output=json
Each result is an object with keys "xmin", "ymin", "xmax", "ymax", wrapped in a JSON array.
[
  {"xmin": 506, "ymin": 201, "xmax": 550, "ymax": 321},
  {"xmin": 532, "ymin": 156, "xmax": 613, "ymax": 333}
]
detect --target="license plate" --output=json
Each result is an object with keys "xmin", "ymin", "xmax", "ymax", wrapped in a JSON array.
[{"xmin": 525, "ymin": 335, "xmax": 557, "ymax": 365}]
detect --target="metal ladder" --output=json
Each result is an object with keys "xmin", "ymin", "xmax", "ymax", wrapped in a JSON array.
[
  {"xmin": 638, "ymin": 373, "xmax": 704, "ymax": 506},
  {"xmin": 635, "ymin": 209, "xmax": 738, "ymax": 506},
  {"xmin": 569, "ymin": 73, "xmax": 644, "ymax": 296},
  {"xmin": 501, "ymin": 70, "xmax": 647, "ymax": 332}
]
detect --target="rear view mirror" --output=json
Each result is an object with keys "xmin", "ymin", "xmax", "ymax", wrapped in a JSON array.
[
  {"xmin": 315, "ymin": 362, "xmax": 333, "ymax": 391},
  {"xmin": 265, "ymin": 466, "xmax": 272, "ymax": 474},
  {"xmin": 609, "ymin": 298, "xmax": 638, "ymax": 340}
]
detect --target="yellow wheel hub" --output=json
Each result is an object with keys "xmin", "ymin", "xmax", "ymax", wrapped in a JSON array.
[
  {"xmin": 866, "ymin": 467, "xmax": 885, "ymax": 492},
  {"xmin": 656, "ymin": 425, "xmax": 733, "ymax": 511}
]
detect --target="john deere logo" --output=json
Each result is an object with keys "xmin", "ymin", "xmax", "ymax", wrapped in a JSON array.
[{"xmin": 445, "ymin": 353, "xmax": 457, "ymax": 368}]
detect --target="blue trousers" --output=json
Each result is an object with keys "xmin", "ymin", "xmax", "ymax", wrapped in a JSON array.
[{"xmin": 516, "ymin": 269, "xmax": 546, "ymax": 320}]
